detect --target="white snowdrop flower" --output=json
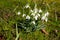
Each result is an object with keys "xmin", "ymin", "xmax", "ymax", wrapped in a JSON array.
[
  {"xmin": 31, "ymin": 13, "xmax": 35, "ymax": 16},
  {"xmin": 34, "ymin": 8, "xmax": 38, "ymax": 13},
  {"xmin": 33, "ymin": 4, "xmax": 38, "ymax": 13},
  {"xmin": 34, "ymin": 15, "xmax": 38, "ymax": 20},
  {"xmin": 41, "ymin": 11, "xmax": 49, "ymax": 22},
  {"xmin": 45, "ymin": 11, "xmax": 49, "ymax": 17},
  {"xmin": 37, "ymin": 13, "xmax": 40, "ymax": 17},
  {"xmin": 32, "ymin": 21, "xmax": 35, "ymax": 24},
  {"xmin": 45, "ymin": 18, "xmax": 48, "ymax": 22},
  {"xmin": 30, "ymin": 10, "xmax": 33, "ymax": 13},
  {"xmin": 41, "ymin": 16, "xmax": 48, "ymax": 22},
  {"xmin": 39, "ymin": 9, "xmax": 42, "ymax": 13},
  {"xmin": 41, "ymin": 16, "xmax": 46, "ymax": 21},
  {"xmin": 17, "ymin": 11, "xmax": 21, "ymax": 15},
  {"xmin": 22, "ymin": 14, "xmax": 26, "ymax": 17},
  {"xmin": 26, "ymin": 15, "xmax": 30, "ymax": 19},
  {"xmin": 25, "ymin": 4, "xmax": 30, "ymax": 8}
]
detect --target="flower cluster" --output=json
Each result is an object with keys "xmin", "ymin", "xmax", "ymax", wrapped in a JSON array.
[
  {"xmin": 17, "ymin": 3, "xmax": 49, "ymax": 22},
  {"xmin": 16, "ymin": 3, "xmax": 49, "ymax": 32}
]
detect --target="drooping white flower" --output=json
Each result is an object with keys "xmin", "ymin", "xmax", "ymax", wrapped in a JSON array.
[
  {"xmin": 45, "ymin": 18, "xmax": 48, "ymax": 22},
  {"xmin": 30, "ymin": 10, "xmax": 33, "ymax": 13},
  {"xmin": 39, "ymin": 9, "xmax": 42, "ymax": 13},
  {"xmin": 34, "ymin": 4, "xmax": 38, "ymax": 13},
  {"xmin": 41, "ymin": 16, "xmax": 46, "ymax": 21},
  {"xmin": 37, "ymin": 13, "xmax": 40, "ymax": 17},
  {"xmin": 32, "ymin": 21, "xmax": 35, "ymax": 24},
  {"xmin": 45, "ymin": 11, "xmax": 49, "ymax": 17},
  {"xmin": 34, "ymin": 15, "xmax": 38, "ymax": 20},
  {"xmin": 41, "ymin": 11, "xmax": 49, "ymax": 21},
  {"xmin": 34, "ymin": 8, "xmax": 38, "ymax": 13},
  {"xmin": 25, "ymin": 4, "xmax": 30, "ymax": 8},
  {"xmin": 17, "ymin": 11, "xmax": 21, "ymax": 15},
  {"xmin": 26, "ymin": 15, "xmax": 30, "ymax": 19},
  {"xmin": 31, "ymin": 13, "xmax": 35, "ymax": 16},
  {"xmin": 22, "ymin": 14, "xmax": 26, "ymax": 17},
  {"xmin": 41, "ymin": 15, "xmax": 48, "ymax": 22}
]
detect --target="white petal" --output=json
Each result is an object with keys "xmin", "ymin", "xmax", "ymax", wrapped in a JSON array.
[
  {"xmin": 45, "ymin": 18, "xmax": 48, "ymax": 22},
  {"xmin": 26, "ymin": 15, "xmax": 30, "ymax": 19},
  {"xmin": 25, "ymin": 4, "xmax": 30, "ymax": 8},
  {"xmin": 34, "ymin": 15, "xmax": 38, "ymax": 20},
  {"xmin": 37, "ymin": 13, "xmax": 40, "ymax": 17},
  {"xmin": 45, "ymin": 12, "xmax": 49, "ymax": 16},
  {"xmin": 32, "ymin": 21, "xmax": 35, "ymax": 24},
  {"xmin": 41, "ymin": 16, "xmax": 46, "ymax": 20},
  {"xmin": 31, "ymin": 13, "xmax": 35, "ymax": 16},
  {"xmin": 22, "ymin": 14, "xmax": 26, "ymax": 17},
  {"xmin": 33, "ymin": 4, "xmax": 38, "ymax": 13},
  {"xmin": 34, "ymin": 8, "xmax": 38, "ymax": 13},
  {"xmin": 17, "ymin": 12, "xmax": 21, "ymax": 15},
  {"xmin": 41, "ymin": 16, "xmax": 48, "ymax": 22},
  {"xmin": 39, "ymin": 9, "xmax": 42, "ymax": 13},
  {"xmin": 30, "ymin": 10, "xmax": 33, "ymax": 13}
]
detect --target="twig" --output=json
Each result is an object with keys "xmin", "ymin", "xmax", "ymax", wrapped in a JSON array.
[{"xmin": 41, "ymin": 29, "xmax": 49, "ymax": 35}]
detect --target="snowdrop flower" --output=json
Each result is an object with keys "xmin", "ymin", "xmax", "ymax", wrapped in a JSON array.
[
  {"xmin": 34, "ymin": 4, "xmax": 38, "ymax": 13},
  {"xmin": 22, "ymin": 14, "xmax": 26, "ymax": 17},
  {"xmin": 32, "ymin": 21, "xmax": 35, "ymax": 24},
  {"xmin": 45, "ymin": 11, "xmax": 49, "ymax": 17},
  {"xmin": 41, "ymin": 11, "xmax": 49, "ymax": 22},
  {"xmin": 45, "ymin": 18, "xmax": 48, "ymax": 22},
  {"xmin": 34, "ymin": 8, "xmax": 38, "ymax": 13},
  {"xmin": 25, "ymin": 4, "xmax": 30, "ymax": 8},
  {"xmin": 30, "ymin": 10, "xmax": 33, "ymax": 13},
  {"xmin": 31, "ymin": 13, "xmax": 35, "ymax": 16},
  {"xmin": 34, "ymin": 13, "xmax": 40, "ymax": 20},
  {"xmin": 39, "ymin": 9, "xmax": 42, "ymax": 13},
  {"xmin": 37, "ymin": 13, "xmax": 40, "ymax": 17},
  {"xmin": 34, "ymin": 15, "xmax": 38, "ymax": 20},
  {"xmin": 41, "ymin": 16, "xmax": 48, "ymax": 22},
  {"xmin": 17, "ymin": 11, "xmax": 21, "ymax": 15},
  {"xmin": 26, "ymin": 15, "xmax": 30, "ymax": 19},
  {"xmin": 41, "ymin": 16, "xmax": 46, "ymax": 21}
]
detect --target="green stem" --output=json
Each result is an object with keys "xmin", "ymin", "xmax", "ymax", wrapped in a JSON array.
[{"xmin": 15, "ymin": 23, "xmax": 20, "ymax": 40}]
